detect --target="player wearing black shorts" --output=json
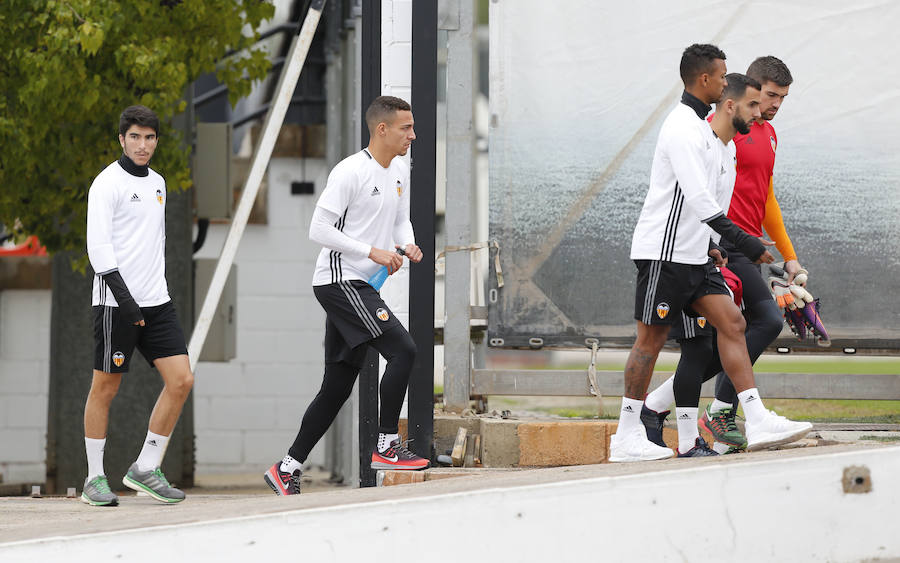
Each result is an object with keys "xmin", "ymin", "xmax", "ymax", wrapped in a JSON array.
[
  {"xmin": 82, "ymin": 106, "xmax": 193, "ymax": 506},
  {"xmin": 264, "ymin": 96, "xmax": 427, "ymax": 496},
  {"xmin": 610, "ymin": 46, "xmax": 811, "ymax": 462}
]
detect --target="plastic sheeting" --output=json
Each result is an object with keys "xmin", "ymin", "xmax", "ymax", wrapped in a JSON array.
[{"xmin": 487, "ymin": 0, "xmax": 900, "ymax": 349}]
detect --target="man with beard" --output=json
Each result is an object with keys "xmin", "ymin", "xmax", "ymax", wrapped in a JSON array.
[{"xmin": 698, "ymin": 57, "xmax": 807, "ymax": 454}]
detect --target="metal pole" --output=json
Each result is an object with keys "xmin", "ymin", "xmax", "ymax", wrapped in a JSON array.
[
  {"xmin": 408, "ymin": 0, "xmax": 438, "ymax": 460},
  {"xmin": 357, "ymin": 0, "xmax": 381, "ymax": 488},
  {"xmin": 442, "ymin": 0, "xmax": 477, "ymax": 412},
  {"xmin": 187, "ymin": 0, "xmax": 327, "ymax": 372}
]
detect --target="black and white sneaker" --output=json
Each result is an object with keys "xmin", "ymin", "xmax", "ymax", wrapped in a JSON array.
[
  {"xmin": 677, "ymin": 437, "xmax": 719, "ymax": 458},
  {"xmin": 640, "ymin": 405, "xmax": 670, "ymax": 448}
]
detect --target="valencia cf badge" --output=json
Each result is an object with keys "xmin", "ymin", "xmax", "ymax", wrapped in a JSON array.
[
  {"xmin": 376, "ymin": 308, "xmax": 390, "ymax": 322},
  {"xmin": 697, "ymin": 317, "xmax": 707, "ymax": 328},
  {"xmin": 156, "ymin": 189, "xmax": 164, "ymax": 204},
  {"xmin": 770, "ymin": 136, "xmax": 777, "ymax": 153},
  {"xmin": 396, "ymin": 179, "xmax": 403, "ymax": 196},
  {"xmin": 113, "ymin": 351, "xmax": 125, "ymax": 367},
  {"xmin": 656, "ymin": 303, "xmax": 670, "ymax": 319}
]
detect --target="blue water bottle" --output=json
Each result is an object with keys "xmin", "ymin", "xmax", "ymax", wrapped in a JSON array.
[{"xmin": 367, "ymin": 247, "xmax": 406, "ymax": 290}]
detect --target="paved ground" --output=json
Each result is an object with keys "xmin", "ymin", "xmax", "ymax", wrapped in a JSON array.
[{"xmin": 1, "ymin": 442, "xmax": 892, "ymax": 545}]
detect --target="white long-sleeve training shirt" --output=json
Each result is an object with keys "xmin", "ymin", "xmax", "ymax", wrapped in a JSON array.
[
  {"xmin": 631, "ymin": 95, "xmax": 734, "ymax": 265},
  {"xmin": 310, "ymin": 149, "xmax": 415, "ymax": 286},
  {"xmin": 86, "ymin": 158, "xmax": 170, "ymax": 307}
]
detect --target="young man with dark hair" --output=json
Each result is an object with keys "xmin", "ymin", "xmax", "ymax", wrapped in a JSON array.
[
  {"xmin": 610, "ymin": 45, "xmax": 811, "ymax": 462},
  {"xmin": 83, "ymin": 105, "xmax": 194, "ymax": 506},
  {"xmin": 264, "ymin": 95, "xmax": 427, "ymax": 495},
  {"xmin": 700, "ymin": 56, "xmax": 806, "ymax": 453}
]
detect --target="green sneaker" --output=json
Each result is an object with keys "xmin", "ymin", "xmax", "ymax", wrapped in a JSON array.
[
  {"xmin": 81, "ymin": 475, "xmax": 118, "ymax": 507},
  {"xmin": 699, "ymin": 404, "xmax": 747, "ymax": 453},
  {"xmin": 122, "ymin": 463, "xmax": 185, "ymax": 503}
]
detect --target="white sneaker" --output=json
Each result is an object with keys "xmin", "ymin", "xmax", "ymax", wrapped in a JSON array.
[
  {"xmin": 745, "ymin": 410, "xmax": 813, "ymax": 451},
  {"xmin": 609, "ymin": 425, "xmax": 675, "ymax": 462}
]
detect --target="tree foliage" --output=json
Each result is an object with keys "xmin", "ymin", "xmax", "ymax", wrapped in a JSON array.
[{"xmin": 0, "ymin": 0, "xmax": 275, "ymax": 255}]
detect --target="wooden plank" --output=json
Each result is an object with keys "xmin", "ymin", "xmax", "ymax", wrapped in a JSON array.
[
  {"xmin": 471, "ymin": 369, "xmax": 900, "ymax": 400},
  {"xmin": 450, "ymin": 427, "xmax": 468, "ymax": 467}
]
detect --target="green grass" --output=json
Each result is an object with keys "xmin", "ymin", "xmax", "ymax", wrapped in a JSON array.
[
  {"xmin": 482, "ymin": 395, "xmax": 900, "ymax": 423},
  {"xmin": 554, "ymin": 357, "xmax": 899, "ymax": 375},
  {"xmin": 860, "ymin": 435, "xmax": 900, "ymax": 442}
]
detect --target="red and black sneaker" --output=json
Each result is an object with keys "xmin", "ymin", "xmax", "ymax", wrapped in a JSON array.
[
  {"xmin": 371, "ymin": 438, "xmax": 429, "ymax": 470},
  {"xmin": 263, "ymin": 461, "xmax": 301, "ymax": 495}
]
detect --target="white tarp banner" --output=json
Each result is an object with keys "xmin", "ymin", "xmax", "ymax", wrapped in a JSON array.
[{"xmin": 488, "ymin": 0, "xmax": 900, "ymax": 348}]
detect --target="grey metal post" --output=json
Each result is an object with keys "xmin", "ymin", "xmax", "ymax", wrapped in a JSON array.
[{"xmin": 442, "ymin": 0, "xmax": 477, "ymax": 412}]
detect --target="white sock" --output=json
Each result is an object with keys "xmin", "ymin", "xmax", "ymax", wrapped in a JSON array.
[
  {"xmin": 85, "ymin": 437, "xmax": 106, "ymax": 480},
  {"xmin": 676, "ymin": 407, "xmax": 700, "ymax": 453},
  {"xmin": 135, "ymin": 431, "xmax": 169, "ymax": 472},
  {"xmin": 616, "ymin": 397, "xmax": 644, "ymax": 434},
  {"xmin": 280, "ymin": 454, "xmax": 302, "ymax": 474},
  {"xmin": 645, "ymin": 376, "xmax": 675, "ymax": 413},
  {"xmin": 737, "ymin": 388, "xmax": 767, "ymax": 425},
  {"xmin": 378, "ymin": 432, "xmax": 400, "ymax": 453},
  {"xmin": 709, "ymin": 399, "xmax": 733, "ymax": 414}
]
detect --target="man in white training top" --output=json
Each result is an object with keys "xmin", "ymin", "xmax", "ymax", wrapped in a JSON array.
[
  {"xmin": 83, "ymin": 105, "xmax": 194, "ymax": 505},
  {"xmin": 264, "ymin": 96, "xmax": 428, "ymax": 496}
]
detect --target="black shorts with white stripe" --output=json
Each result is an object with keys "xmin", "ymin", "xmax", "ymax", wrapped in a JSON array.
[
  {"xmin": 633, "ymin": 259, "xmax": 730, "ymax": 326},
  {"xmin": 668, "ymin": 311, "xmax": 714, "ymax": 341},
  {"xmin": 92, "ymin": 300, "xmax": 187, "ymax": 373},
  {"xmin": 314, "ymin": 280, "xmax": 403, "ymax": 367}
]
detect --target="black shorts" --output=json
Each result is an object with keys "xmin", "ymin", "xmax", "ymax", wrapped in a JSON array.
[
  {"xmin": 93, "ymin": 300, "xmax": 187, "ymax": 373},
  {"xmin": 314, "ymin": 280, "xmax": 403, "ymax": 368},
  {"xmin": 720, "ymin": 243, "xmax": 770, "ymax": 307},
  {"xmin": 668, "ymin": 311, "xmax": 713, "ymax": 341},
  {"xmin": 633, "ymin": 259, "xmax": 730, "ymax": 325}
]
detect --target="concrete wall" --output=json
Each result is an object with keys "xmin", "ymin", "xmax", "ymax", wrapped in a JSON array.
[
  {"xmin": 193, "ymin": 158, "xmax": 329, "ymax": 474},
  {"xmin": 0, "ymin": 290, "xmax": 50, "ymax": 484}
]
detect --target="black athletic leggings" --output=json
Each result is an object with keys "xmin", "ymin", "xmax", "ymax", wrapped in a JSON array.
[
  {"xmin": 288, "ymin": 325, "xmax": 416, "ymax": 463},
  {"xmin": 672, "ymin": 335, "xmax": 715, "ymax": 408}
]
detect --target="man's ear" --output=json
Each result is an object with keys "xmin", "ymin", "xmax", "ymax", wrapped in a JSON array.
[{"xmin": 118, "ymin": 134, "xmax": 125, "ymax": 149}]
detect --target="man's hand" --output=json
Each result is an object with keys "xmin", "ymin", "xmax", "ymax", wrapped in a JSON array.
[
  {"xmin": 402, "ymin": 243, "xmax": 423, "ymax": 263},
  {"xmin": 369, "ymin": 247, "xmax": 404, "ymax": 274},
  {"xmin": 708, "ymin": 248, "xmax": 727, "ymax": 267},
  {"xmin": 134, "ymin": 320, "xmax": 145, "ymax": 326},
  {"xmin": 784, "ymin": 259, "xmax": 805, "ymax": 285},
  {"xmin": 754, "ymin": 250, "xmax": 775, "ymax": 264}
]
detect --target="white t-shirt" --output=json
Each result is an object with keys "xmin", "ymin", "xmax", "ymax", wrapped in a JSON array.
[
  {"xmin": 710, "ymin": 136, "xmax": 737, "ymax": 245},
  {"xmin": 311, "ymin": 149, "xmax": 415, "ymax": 286},
  {"xmin": 86, "ymin": 160, "xmax": 170, "ymax": 307},
  {"xmin": 630, "ymin": 102, "xmax": 730, "ymax": 265}
]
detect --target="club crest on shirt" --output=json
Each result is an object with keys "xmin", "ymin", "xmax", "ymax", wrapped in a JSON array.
[
  {"xmin": 375, "ymin": 308, "xmax": 390, "ymax": 322},
  {"xmin": 656, "ymin": 302, "xmax": 670, "ymax": 319},
  {"xmin": 770, "ymin": 136, "xmax": 777, "ymax": 153},
  {"xmin": 112, "ymin": 351, "xmax": 125, "ymax": 367},
  {"xmin": 156, "ymin": 189, "xmax": 164, "ymax": 204},
  {"xmin": 396, "ymin": 179, "xmax": 402, "ymax": 196},
  {"xmin": 697, "ymin": 317, "xmax": 707, "ymax": 328}
]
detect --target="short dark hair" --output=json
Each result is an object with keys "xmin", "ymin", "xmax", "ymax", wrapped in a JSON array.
[
  {"xmin": 721, "ymin": 73, "xmax": 761, "ymax": 102},
  {"xmin": 680, "ymin": 43, "xmax": 726, "ymax": 84},
  {"xmin": 365, "ymin": 96, "xmax": 411, "ymax": 134},
  {"xmin": 746, "ymin": 56, "xmax": 793, "ymax": 87},
  {"xmin": 119, "ymin": 105, "xmax": 159, "ymax": 137}
]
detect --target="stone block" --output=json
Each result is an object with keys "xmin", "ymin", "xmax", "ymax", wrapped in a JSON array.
[
  {"xmin": 379, "ymin": 470, "xmax": 425, "ymax": 487},
  {"xmin": 195, "ymin": 431, "xmax": 243, "ymax": 465},
  {"xmin": 517, "ymin": 421, "xmax": 609, "ymax": 467},
  {"xmin": 433, "ymin": 415, "xmax": 480, "ymax": 458},
  {"xmin": 479, "ymin": 419, "xmax": 520, "ymax": 467}
]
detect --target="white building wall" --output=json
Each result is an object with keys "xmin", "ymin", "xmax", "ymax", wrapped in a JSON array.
[
  {"xmin": 0, "ymin": 290, "xmax": 51, "ymax": 484},
  {"xmin": 193, "ymin": 158, "xmax": 329, "ymax": 473}
]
